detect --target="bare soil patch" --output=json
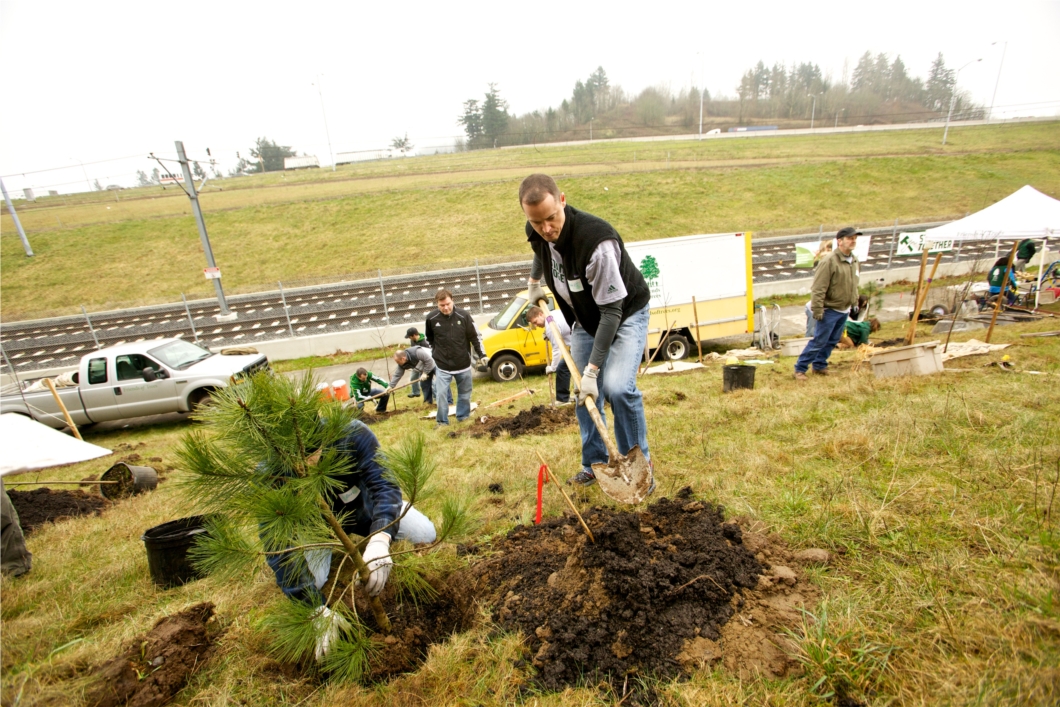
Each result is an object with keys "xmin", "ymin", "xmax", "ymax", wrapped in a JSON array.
[
  {"xmin": 461, "ymin": 404, "xmax": 576, "ymax": 439},
  {"xmin": 462, "ymin": 494, "xmax": 820, "ymax": 697},
  {"xmin": 358, "ymin": 408, "xmax": 414, "ymax": 425},
  {"xmin": 85, "ymin": 602, "xmax": 221, "ymax": 707},
  {"xmin": 6, "ymin": 488, "xmax": 109, "ymax": 534}
]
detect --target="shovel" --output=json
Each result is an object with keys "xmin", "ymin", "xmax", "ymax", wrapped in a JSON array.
[{"xmin": 537, "ymin": 299, "xmax": 654, "ymax": 504}]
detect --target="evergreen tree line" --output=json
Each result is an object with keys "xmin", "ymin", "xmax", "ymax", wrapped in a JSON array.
[{"xmin": 457, "ymin": 53, "xmax": 986, "ymax": 149}]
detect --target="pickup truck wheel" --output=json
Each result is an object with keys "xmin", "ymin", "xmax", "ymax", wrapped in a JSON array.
[
  {"xmin": 189, "ymin": 389, "xmax": 216, "ymax": 415},
  {"xmin": 490, "ymin": 354, "xmax": 524, "ymax": 383},
  {"xmin": 662, "ymin": 334, "xmax": 692, "ymax": 361}
]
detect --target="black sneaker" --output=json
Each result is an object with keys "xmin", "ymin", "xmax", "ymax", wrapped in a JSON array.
[
  {"xmin": 568, "ymin": 468, "xmax": 597, "ymax": 486},
  {"xmin": 407, "ymin": 392, "xmax": 419, "ymax": 398}
]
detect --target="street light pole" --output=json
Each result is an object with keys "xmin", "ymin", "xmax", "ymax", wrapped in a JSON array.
[
  {"xmin": 989, "ymin": 41, "xmax": 1007, "ymax": 120},
  {"xmin": 590, "ymin": 117, "xmax": 593, "ymax": 141},
  {"xmin": 835, "ymin": 108, "xmax": 845, "ymax": 129},
  {"xmin": 942, "ymin": 58, "xmax": 982, "ymax": 145},
  {"xmin": 313, "ymin": 76, "xmax": 336, "ymax": 172},
  {"xmin": 72, "ymin": 158, "xmax": 92, "ymax": 192},
  {"xmin": 807, "ymin": 94, "xmax": 817, "ymax": 130}
]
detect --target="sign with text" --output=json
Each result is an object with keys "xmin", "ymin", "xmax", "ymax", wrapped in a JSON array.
[
  {"xmin": 895, "ymin": 231, "xmax": 953, "ymax": 257},
  {"xmin": 203, "ymin": 267, "xmax": 221, "ymax": 280}
]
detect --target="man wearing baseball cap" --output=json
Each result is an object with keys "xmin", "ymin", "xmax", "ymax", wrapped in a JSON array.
[
  {"xmin": 795, "ymin": 227, "xmax": 861, "ymax": 380},
  {"xmin": 405, "ymin": 327, "xmax": 429, "ymax": 397}
]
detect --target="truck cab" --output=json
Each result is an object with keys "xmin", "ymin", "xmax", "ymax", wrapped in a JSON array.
[{"xmin": 479, "ymin": 288, "xmax": 560, "ymax": 382}]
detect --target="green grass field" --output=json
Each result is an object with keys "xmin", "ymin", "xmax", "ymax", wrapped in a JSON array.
[
  {"xmin": 3, "ymin": 122, "xmax": 1060, "ymax": 320},
  {"xmin": 2, "ymin": 316, "xmax": 1058, "ymax": 705}
]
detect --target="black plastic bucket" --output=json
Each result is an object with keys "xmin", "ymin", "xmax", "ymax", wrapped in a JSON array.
[
  {"xmin": 142, "ymin": 516, "xmax": 210, "ymax": 589},
  {"xmin": 100, "ymin": 462, "xmax": 158, "ymax": 500},
  {"xmin": 722, "ymin": 365, "xmax": 756, "ymax": 392}
]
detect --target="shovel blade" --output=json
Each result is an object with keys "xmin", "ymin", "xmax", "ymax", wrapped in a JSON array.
[{"xmin": 591, "ymin": 445, "xmax": 654, "ymax": 504}]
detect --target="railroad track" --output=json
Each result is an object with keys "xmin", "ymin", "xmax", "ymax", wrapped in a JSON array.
[{"xmin": 1, "ymin": 224, "xmax": 1020, "ymax": 373}]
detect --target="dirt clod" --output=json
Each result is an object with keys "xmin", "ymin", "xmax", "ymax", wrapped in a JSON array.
[
  {"xmin": 488, "ymin": 483, "xmax": 504, "ymax": 494},
  {"xmin": 465, "ymin": 497, "xmax": 774, "ymax": 692},
  {"xmin": 85, "ymin": 602, "xmax": 220, "ymax": 707},
  {"xmin": 794, "ymin": 548, "xmax": 832, "ymax": 565},
  {"xmin": 6, "ymin": 488, "xmax": 108, "ymax": 534},
  {"xmin": 463, "ymin": 405, "xmax": 575, "ymax": 439}
]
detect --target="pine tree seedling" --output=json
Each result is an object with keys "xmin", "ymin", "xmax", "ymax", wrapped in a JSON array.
[{"xmin": 176, "ymin": 371, "xmax": 470, "ymax": 680}]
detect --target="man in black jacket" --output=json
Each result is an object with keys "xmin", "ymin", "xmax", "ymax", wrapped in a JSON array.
[
  {"xmin": 425, "ymin": 289, "xmax": 486, "ymax": 426},
  {"xmin": 520, "ymin": 173, "xmax": 654, "ymax": 489}
]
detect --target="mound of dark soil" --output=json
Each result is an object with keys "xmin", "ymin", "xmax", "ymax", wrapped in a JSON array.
[
  {"xmin": 463, "ymin": 497, "xmax": 819, "ymax": 693},
  {"xmin": 6, "ymin": 488, "xmax": 109, "ymax": 534},
  {"xmin": 463, "ymin": 404, "xmax": 575, "ymax": 439},
  {"xmin": 358, "ymin": 408, "xmax": 414, "ymax": 425},
  {"xmin": 85, "ymin": 602, "xmax": 221, "ymax": 707}
]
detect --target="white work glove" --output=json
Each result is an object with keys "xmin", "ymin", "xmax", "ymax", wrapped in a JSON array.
[
  {"xmin": 477, "ymin": 356, "xmax": 489, "ymax": 369},
  {"xmin": 545, "ymin": 365, "xmax": 555, "ymax": 375},
  {"xmin": 362, "ymin": 533, "xmax": 393, "ymax": 597},
  {"xmin": 528, "ymin": 281, "xmax": 547, "ymax": 307},
  {"xmin": 311, "ymin": 605, "xmax": 350, "ymax": 662},
  {"xmin": 577, "ymin": 367, "xmax": 599, "ymax": 406}
]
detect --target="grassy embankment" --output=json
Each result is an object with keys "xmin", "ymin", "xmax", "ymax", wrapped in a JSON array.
[
  {"xmin": 3, "ymin": 122, "xmax": 1059, "ymax": 320},
  {"xmin": 1, "ymin": 315, "xmax": 1058, "ymax": 706}
]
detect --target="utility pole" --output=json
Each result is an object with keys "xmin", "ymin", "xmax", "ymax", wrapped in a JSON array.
[
  {"xmin": 1, "ymin": 178, "xmax": 33, "ymax": 256},
  {"xmin": 175, "ymin": 141, "xmax": 234, "ymax": 319},
  {"xmin": 699, "ymin": 88, "xmax": 705, "ymax": 139},
  {"xmin": 943, "ymin": 58, "xmax": 982, "ymax": 145},
  {"xmin": 989, "ymin": 41, "xmax": 1007, "ymax": 120}
]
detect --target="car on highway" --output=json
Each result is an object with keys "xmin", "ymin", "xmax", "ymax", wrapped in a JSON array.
[{"xmin": 0, "ymin": 338, "xmax": 269, "ymax": 430}]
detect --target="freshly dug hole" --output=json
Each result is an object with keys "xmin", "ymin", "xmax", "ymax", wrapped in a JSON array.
[{"xmin": 463, "ymin": 497, "xmax": 817, "ymax": 692}]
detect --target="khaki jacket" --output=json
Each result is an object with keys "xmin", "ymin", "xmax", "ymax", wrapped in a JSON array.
[{"xmin": 810, "ymin": 250, "xmax": 860, "ymax": 319}]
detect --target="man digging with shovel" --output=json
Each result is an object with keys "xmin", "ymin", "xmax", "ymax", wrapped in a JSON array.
[
  {"xmin": 526, "ymin": 305, "xmax": 572, "ymax": 405},
  {"xmin": 519, "ymin": 174, "xmax": 654, "ymax": 501}
]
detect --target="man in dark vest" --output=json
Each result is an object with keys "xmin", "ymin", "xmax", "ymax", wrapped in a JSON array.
[{"xmin": 520, "ymin": 173, "xmax": 654, "ymax": 489}]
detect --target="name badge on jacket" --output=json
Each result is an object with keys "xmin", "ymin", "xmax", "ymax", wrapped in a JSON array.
[{"xmin": 568, "ymin": 278, "xmax": 585, "ymax": 293}]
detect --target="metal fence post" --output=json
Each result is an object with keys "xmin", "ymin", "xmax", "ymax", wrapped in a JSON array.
[
  {"xmin": 887, "ymin": 218, "xmax": 897, "ymax": 270},
  {"xmin": 278, "ymin": 281, "xmax": 295, "ymax": 337},
  {"xmin": 181, "ymin": 293, "xmax": 200, "ymax": 344},
  {"xmin": 475, "ymin": 258, "xmax": 484, "ymax": 314},
  {"xmin": 81, "ymin": 305, "xmax": 101, "ymax": 349},
  {"xmin": 994, "ymin": 237, "xmax": 1000, "ymax": 260},
  {"xmin": 378, "ymin": 270, "xmax": 391, "ymax": 326}
]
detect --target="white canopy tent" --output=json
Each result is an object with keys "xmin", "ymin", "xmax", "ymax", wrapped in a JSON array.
[
  {"xmin": 924, "ymin": 185, "xmax": 1060, "ymax": 307},
  {"xmin": 0, "ymin": 413, "xmax": 111, "ymax": 477}
]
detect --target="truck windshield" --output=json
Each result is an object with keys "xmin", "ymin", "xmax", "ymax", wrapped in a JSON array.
[
  {"xmin": 489, "ymin": 296, "xmax": 527, "ymax": 331},
  {"xmin": 149, "ymin": 340, "xmax": 214, "ymax": 370}
]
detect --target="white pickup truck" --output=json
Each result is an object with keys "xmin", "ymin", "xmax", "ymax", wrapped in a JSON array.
[{"xmin": 0, "ymin": 338, "xmax": 269, "ymax": 429}]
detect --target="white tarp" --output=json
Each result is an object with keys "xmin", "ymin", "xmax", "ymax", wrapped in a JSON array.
[
  {"xmin": 923, "ymin": 185, "xmax": 1060, "ymax": 242},
  {"xmin": 0, "ymin": 413, "xmax": 111, "ymax": 477}
]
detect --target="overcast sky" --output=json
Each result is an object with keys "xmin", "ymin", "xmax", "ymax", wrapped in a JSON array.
[{"xmin": 1, "ymin": 0, "xmax": 1057, "ymax": 195}]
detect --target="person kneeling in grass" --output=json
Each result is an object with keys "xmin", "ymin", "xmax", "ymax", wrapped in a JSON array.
[{"xmin": 351, "ymin": 368, "xmax": 390, "ymax": 413}]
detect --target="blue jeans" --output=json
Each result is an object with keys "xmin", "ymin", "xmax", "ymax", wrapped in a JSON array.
[
  {"xmin": 356, "ymin": 386, "xmax": 388, "ymax": 413},
  {"xmin": 410, "ymin": 369, "xmax": 421, "ymax": 395},
  {"xmin": 805, "ymin": 302, "xmax": 816, "ymax": 337},
  {"xmin": 570, "ymin": 305, "xmax": 651, "ymax": 471},
  {"xmin": 434, "ymin": 368, "xmax": 472, "ymax": 424},
  {"xmin": 554, "ymin": 359, "xmax": 571, "ymax": 403},
  {"xmin": 795, "ymin": 309, "xmax": 848, "ymax": 373}
]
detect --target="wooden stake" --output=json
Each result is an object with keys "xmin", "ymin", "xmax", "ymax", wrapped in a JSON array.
[
  {"xmin": 986, "ymin": 242, "xmax": 1020, "ymax": 343},
  {"xmin": 482, "ymin": 389, "xmax": 535, "ymax": 409},
  {"xmin": 692, "ymin": 296, "xmax": 704, "ymax": 363},
  {"xmin": 639, "ymin": 321, "xmax": 677, "ymax": 375},
  {"xmin": 906, "ymin": 253, "xmax": 943, "ymax": 346},
  {"xmin": 45, "ymin": 378, "xmax": 82, "ymax": 440},
  {"xmin": 535, "ymin": 451, "xmax": 595, "ymax": 543}
]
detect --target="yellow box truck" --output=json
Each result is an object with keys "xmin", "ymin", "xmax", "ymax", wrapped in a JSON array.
[{"xmin": 479, "ymin": 232, "xmax": 754, "ymax": 382}]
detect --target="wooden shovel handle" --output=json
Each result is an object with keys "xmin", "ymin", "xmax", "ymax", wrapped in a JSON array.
[{"xmin": 537, "ymin": 299, "xmax": 623, "ymax": 462}]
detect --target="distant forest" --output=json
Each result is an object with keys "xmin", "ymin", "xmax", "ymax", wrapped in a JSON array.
[{"xmin": 456, "ymin": 52, "xmax": 985, "ymax": 149}]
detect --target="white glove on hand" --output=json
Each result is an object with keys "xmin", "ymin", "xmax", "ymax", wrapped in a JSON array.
[
  {"xmin": 311, "ymin": 605, "xmax": 350, "ymax": 662},
  {"xmin": 528, "ymin": 281, "xmax": 547, "ymax": 307},
  {"xmin": 363, "ymin": 533, "xmax": 393, "ymax": 597},
  {"xmin": 477, "ymin": 356, "xmax": 489, "ymax": 369},
  {"xmin": 545, "ymin": 365, "xmax": 555, "ymax": 375},
  {"xmin": 577, "ymin": 367, "xmax": 599, "ymax": 406}
]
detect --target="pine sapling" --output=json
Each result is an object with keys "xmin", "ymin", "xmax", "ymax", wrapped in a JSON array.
[{"xmin": 176, "ymin": 371, "xmax": 469, "ymax": 680}]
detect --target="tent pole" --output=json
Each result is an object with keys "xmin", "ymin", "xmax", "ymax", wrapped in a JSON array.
[
  {"xmin": 986, "ymin": 242, "xmax": 1020, "ymax": 343},
  {"xmin": 1034, "ymin": 234, "xmax": 1048, "ymax": 310}
]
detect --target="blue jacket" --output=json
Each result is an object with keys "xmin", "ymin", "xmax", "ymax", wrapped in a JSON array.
[{"xmin": 266, "ymin": 420, "xmax": 402, "ymax": 603}]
